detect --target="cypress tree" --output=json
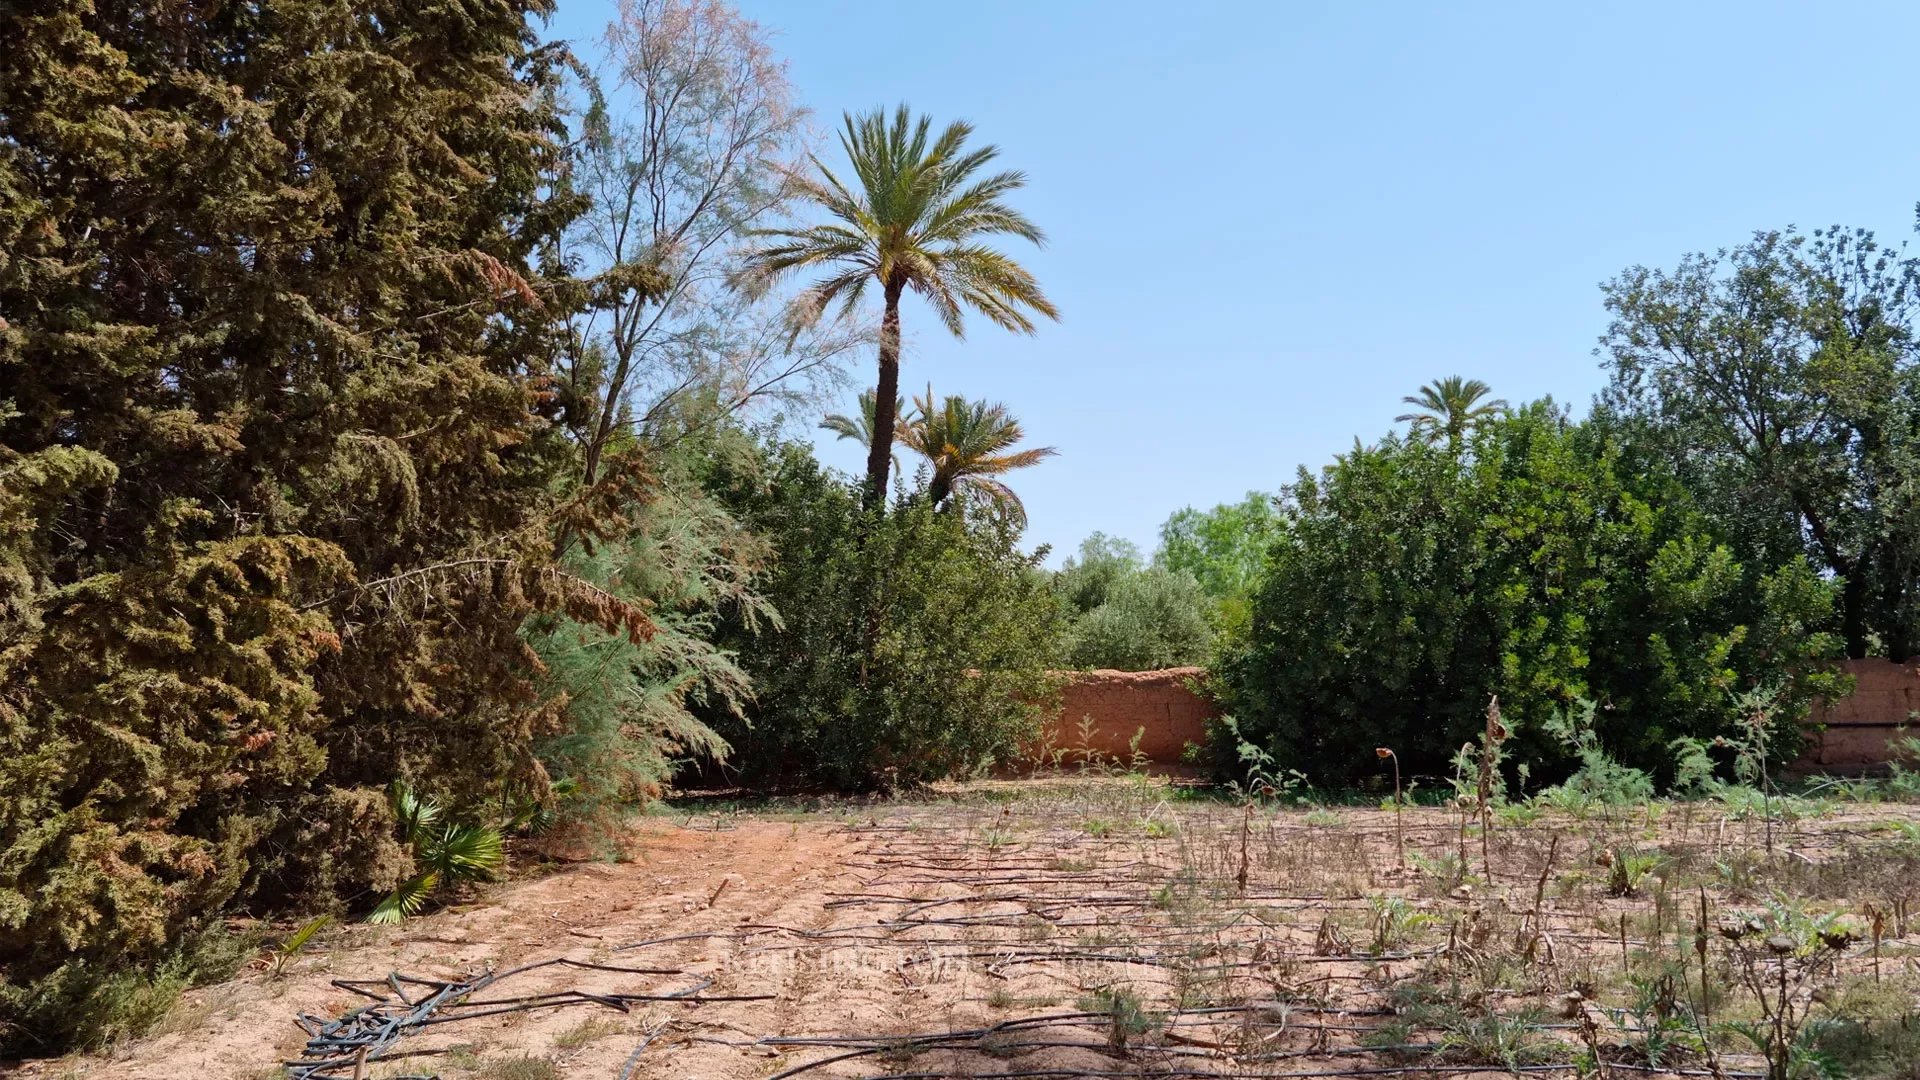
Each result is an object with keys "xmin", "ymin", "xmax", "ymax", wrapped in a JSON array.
[{"xmin": 0, "ymin": 0, "xmax": 623, "ymax": 1050}]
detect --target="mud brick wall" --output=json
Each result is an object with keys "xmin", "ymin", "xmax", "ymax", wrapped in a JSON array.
[
  {"xmin": 1794, "ymin": 658, "xmax": 1920, "ymax": 773},
  {"xmin": 1039, "ymin": 660, "xmax": 1920, "ymax": 775},
  {"xmin": 1038, "ymin": 667, "xmax": 1215, "ymax": 765}
]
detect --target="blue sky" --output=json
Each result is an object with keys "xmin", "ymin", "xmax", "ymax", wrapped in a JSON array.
[{"xmin": 549, "ymin": 1, "xmax": 1920, "ymax": 564}]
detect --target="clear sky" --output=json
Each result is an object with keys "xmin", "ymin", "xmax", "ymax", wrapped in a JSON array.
[{"xmin": 548, "ymin": 0, "xmax": 1920, "ymax": 564}]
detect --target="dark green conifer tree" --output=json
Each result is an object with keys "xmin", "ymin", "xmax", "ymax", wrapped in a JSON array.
[{"xmin": 0, "ymin": 1, "xmax": 632, "ymax": 1050}]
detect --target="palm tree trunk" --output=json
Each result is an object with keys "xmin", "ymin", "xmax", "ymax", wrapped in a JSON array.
[{"xmin": 865, "ymin": 280, "xmax": 904, "ymax": 509}]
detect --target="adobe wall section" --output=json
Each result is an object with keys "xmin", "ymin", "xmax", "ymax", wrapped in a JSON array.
[
  {"xmin": 1796, "ymin": 658, "xmax": 1920, "ymax": 773},
  {"xmin": 1038, "ymin": 659, "xmax": 1920, "ymax": 776},
  {"xmin": 1038, "ymin": 667, "xmax": 1215, "ymax": 765}
]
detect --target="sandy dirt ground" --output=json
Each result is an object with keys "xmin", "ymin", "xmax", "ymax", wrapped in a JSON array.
[
  {"xmin": 15, "ymin": 815, "xmax": 871, "ymax": 1080},
  {"xmin": 14, "ymin": 779, "xmax": 1920, "ymax": 1080}
]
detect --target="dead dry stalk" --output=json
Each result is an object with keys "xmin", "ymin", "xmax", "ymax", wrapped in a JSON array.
[
  {"xmin": 1478, "ymin": 695, "xmax": 1506, "ymax": 882},
  {"xmin": 1236, "ymin": 801, "xmax": 1253, "ymax": 894},
  {"xmin": 1377, "ymin": 746, "xmax": 1404, "ymax": 867}
]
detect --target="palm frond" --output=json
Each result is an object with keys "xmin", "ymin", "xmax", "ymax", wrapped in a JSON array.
[
  {"xmin": 821, "ymin": 389, "xmax": 905, "ymax": 453},
  {"xmin": 389, "ymin": 780, "xmax": 440, "ymax": 843},
  {"xmin": 739, "ymin": 104, "xmax": 1057, "ymax": 340},
  {"xmin": 958, "ymin": 477, "xmax": 1030, "ymax": 528},
  {"xmin": 1398, "ymin": 376, "xmax": 1506, "ymax": 439},
  {"xmin": 367, "ymin": 872, "xmax": 439, "ymax": 925},
  {"xmin": 898, "ymin": 387, "xmax": 1054, "ymax": 515},
  {"xmin": 420, "ymin": 823, "xmax": 505, "ymax": 883},
  {"xmin": 279, "ymin": 914, "xmax": 331, "ymax": 955}
]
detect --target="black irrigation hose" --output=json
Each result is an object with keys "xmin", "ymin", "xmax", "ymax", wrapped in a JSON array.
[
  {"xmin": 615, "ymin": 1023, "xmax": 666, "ymax": 1080},
  {"xmin": 285, "ymin": 969, "xmax": 498, "ymax": 1079},
  {"xmin": 272, "ymin": 803, "xmax": 1850, "ymax": 1079},
  {"xmin": 864, "ymin": 1060, "xmax": 1758, "ymax": 1068}
]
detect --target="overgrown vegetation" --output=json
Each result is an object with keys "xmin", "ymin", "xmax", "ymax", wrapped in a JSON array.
[
  {"xmin": 697, "ymin": 439, "xmax": 1065, "ymax": 789},
  {"xmin": 1055, "ymin": 534, "xmax": 1214, "ymax": 670},
  {"xmin": 1, "ymin": 0, "xmax": 613, "ymax": 1053},
  {"xmin": 6, "ymin": 0, "xmax": 1920, "ymax": 1062},
  {"xmin": 1211, "ymin": 400, "xmax": 1846, "ymax": 783},
  {"xmin": 0, "ymin": 0, "xmax": 1066, "ymax": 1052}
]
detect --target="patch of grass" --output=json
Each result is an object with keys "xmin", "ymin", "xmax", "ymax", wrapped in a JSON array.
[
  {"xmin": 1077, "ymin": 986, "xmax": 1161, "ymax": 1054},
  {"xmin": 1438, "ymin": 1006, "xmax": 1554, "ymax": 1069},
  {"xmin": 6, "ymin": 922, "xmax": 258, "ymax": 1054},
  {"xmin": 474, "ymin": 1054, "xmax": 559, "ymax": 1080},
  {"xmin": 1606, "ymin": 849, "xmax": 1663, "ymax": 897},
  {"xmin": 1366, "ymin": 895, "xmax": 1434, "ymax": 954},
  {"xmin": 1814, "ymin": 975, "xmax": 1920, "ymax": 1079},
  {"xmin": 552, "ymin": 1016, "xmax": 622, "ymax": 1051},
  {"xmin": 1495, "ymin": 800, "xmax": 1546, "ymax": 826}
]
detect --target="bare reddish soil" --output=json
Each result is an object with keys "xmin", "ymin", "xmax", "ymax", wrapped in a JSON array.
[{"xmin": 21, "ymin": 779, "xmax": 1920, "ymax": 1080}]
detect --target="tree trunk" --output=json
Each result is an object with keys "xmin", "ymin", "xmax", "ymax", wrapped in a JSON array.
[
  {"xmin": 864, "ymin": 280, "xmax": 904, "ymax": 509},
  {"xmin": 1879, "ymin": 551, "xmax": 1914, "ymax": 662},
  {"xmin": 1798, "ymin": 498, "xmax": 1871, "ymax": 659},
  {"xmin": 1839, "ymin": 569, "xmax": 1871, "ymax": 660}
]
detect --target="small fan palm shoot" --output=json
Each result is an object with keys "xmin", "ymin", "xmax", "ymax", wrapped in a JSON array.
[{"xmin": 368, "ymin": 782, "xmax": 506, "ymax": 924}]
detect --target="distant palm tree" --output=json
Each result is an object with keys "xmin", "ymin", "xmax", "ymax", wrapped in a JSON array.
[
  {"xmin": 740, "ymin": 105, "xmax": 1058, "ymax": 507},
  {"xmin": 821, "ymin": 388, "xmax": 904, "ymax": 473},
  {"xmin": 820, "ymin": 388, "xmax": 902, "ymax": 446},
  {"xmin": 897, "ymin": 386, "xmax": 1056, "ymax": 527},
  {"xmin": 1396, "ymin": 376, "xmax": 1507, "ymax": 444}
]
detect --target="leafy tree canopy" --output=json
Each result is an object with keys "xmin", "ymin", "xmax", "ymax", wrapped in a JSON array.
[
  {"xmin": 1600, "ymin": 223, "xmax": 1920, "ymax": 660},
  {"xmin": 1212, "ymin": 402, "xmax": 1843, "ymax": 785},
  {"xmin": 1155, "ymin": 491, "xmax": 1281, "ymax": 634}
]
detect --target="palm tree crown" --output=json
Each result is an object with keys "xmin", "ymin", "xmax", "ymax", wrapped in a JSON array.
[
  {"xmin": 819, "ymin": 388, "xmax": 901, "ymax": 447},
  {"xmin": 821, "ymin": 388, "xmax": 904, "ymax": 473},
  {"xmin": 897, "ymin": 386, "xmax": 1056, "ymax": 527},
  {"xmin": 1395, "ymin": 376, "xmax": 1507, "ymax": 443},
  {"xmin": 740, "ymin": 105, "xmax": 1058, "ymax": 505}
]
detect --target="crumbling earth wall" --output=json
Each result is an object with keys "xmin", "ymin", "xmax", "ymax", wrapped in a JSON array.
[
  {"xmin": 1798, "ymin": 658, "xmax": 1920, "ymax": 774},
  {"xmin": 1039, "ymin": 660, "xmax": 1920, "ymax": 774},
  {"xmin": 1037, "ymin": 667, "xmax": 1214, "ymax": 766}
]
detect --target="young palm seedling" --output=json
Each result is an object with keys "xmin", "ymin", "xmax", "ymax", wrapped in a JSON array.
[{"xmin": 369, "ymin": 781, "xmax": 506, "ymax": 923}]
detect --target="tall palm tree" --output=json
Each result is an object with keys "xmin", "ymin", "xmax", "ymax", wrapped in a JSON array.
[
  {"xmin": 740, "ymin": 105, "xmax": 1058, "ymax": 507},
  {"xmin": 1395, "ymin": 376, "xmax": 1507, "ymax": 444},
  {"xmin": 821, "ymin": 388, "xmax": 904, "ymax": 472},
  {"xmin": 897, "ymin": 386, "xmax": 1056, "ymax": 527}
]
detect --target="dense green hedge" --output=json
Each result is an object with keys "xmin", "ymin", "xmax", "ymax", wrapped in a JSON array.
[
  {"xmin": 1211, "ymin": 403, "xmax": 1846, "ymax": 786},
  {"xmin": 696, "ymin": 440, "xmax": 1066, "ymax": 789}
]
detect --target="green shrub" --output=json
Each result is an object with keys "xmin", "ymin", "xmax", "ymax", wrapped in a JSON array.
[
  {"xmin": 1054, "ymin": 533, "xmax": 1142, "ymax": 615},
  {"xmin": 1211, "ymin": 403, "xmax": 1845, "ymax": 784},
  {"xmin": 698, "ymin": 440, "xmax": 1064, "ymax": 789},
  {"xmin": 1065, "ymin": 566, "xmax": 1213, "ymax": 670},
  {"xmin": 0, "ymin": 920, "xmax": 252, "ymax": 1055},
  {"xmin": 0, "ymin": 2, "xmax": 618, "ymax": 1054}
]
